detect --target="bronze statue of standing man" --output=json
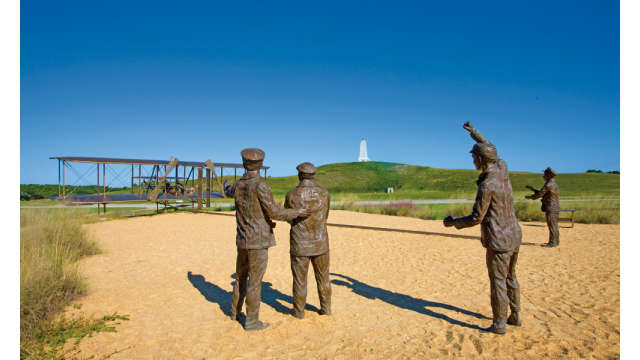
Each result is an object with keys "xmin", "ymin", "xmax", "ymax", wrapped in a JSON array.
[
  {"xmin": 444, "ymin": 122, "xmax": 522, "ymax": 335},
  {"xmin": 284, "ymin": 162, "xmax": 332, "ymax": 319},
  {"xmin": 224, "ymin": 148, "xmax": 311, "ymax": 331},
  {"xmin": 525, "ymin": 167, "xmax": 560, "ymax": 247}
]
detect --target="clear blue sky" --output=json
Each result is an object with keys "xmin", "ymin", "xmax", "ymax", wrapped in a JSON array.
[{"xmin": 20, "ymin": 0, "xmax": 619, "ymax": 184}]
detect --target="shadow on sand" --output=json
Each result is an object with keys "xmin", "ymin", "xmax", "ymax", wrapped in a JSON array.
[
  {"xmin": 330, "ymin": 272, "xmax": 490, "ymax": 331},
  {"xmin": 523, "ymin": 223, "xmax": 572, "ymax": 229},
  {"xmin": 186, "ymin": 272, "xmax": 319, "ymax": 320},
  {"xmin": 187, "ymin": 272, "xmax": 233, "ymax": 316}
]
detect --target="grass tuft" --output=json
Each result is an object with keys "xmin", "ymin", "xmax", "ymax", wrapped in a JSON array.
[
  {"xmin": 20, "ymin": 209, "xmax": 129, "ymax": 359},
  {"xmin": 22, "ymin": 311, "xmax": 130, "ymax": 360}
]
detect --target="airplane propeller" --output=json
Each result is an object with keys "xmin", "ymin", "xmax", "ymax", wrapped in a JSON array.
[
  {"xmin": 148, "ymin": 157, "xmax": 179, "ymax": 201},
  {"xmin": 204, "ymin": 159, "xmax": 226, "ymax": 198}
]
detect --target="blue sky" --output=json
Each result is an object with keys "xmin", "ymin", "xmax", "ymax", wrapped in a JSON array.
[{"xmin": 20, "ymin": 0, "xmax": 619, "ymax": 184}]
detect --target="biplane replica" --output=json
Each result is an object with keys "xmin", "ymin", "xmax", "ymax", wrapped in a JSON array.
[
  {"xmin": 48, "ymin": 156, "xmax": 486, "ymax": 241},
  {"xmin": 49, "ymin": 156, "xmax": 269, "ymax": 213}
]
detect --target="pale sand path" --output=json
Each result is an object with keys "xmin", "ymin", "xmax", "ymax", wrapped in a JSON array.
[{"xmin": 67, "ymin": 211, "xmax": 619, "ymax": 359}]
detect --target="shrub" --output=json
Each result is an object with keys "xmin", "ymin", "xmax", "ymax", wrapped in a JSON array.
[{"xmin": 20, "ymin": 209, "xmax": 102, "ymax": 358}]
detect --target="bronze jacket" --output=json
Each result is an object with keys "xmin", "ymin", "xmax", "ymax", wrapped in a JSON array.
[
  {"xmin": 225, "ymin": 173, "xmax": 301, "ymax": 249},
  {"xmin": 530, "ymin": 178, "xmax": 560, "ymax": 213},
  {"xmin": 284, "ymin": 179, "xmax": 330, "ymax": 256},
  {"xmin": 453, "ymin": 161, "xmax": 522, "ymax": 252}
]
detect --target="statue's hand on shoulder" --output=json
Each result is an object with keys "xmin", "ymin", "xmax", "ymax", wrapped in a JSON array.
[{"xmin": 297, "ymin": 207, "xmax": 313, "ymax": 218}]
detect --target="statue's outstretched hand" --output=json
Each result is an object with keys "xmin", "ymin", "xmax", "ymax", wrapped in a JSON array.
[{"xmin": 463, "ymin": 122, "xmax": 474, "ymax": 132}]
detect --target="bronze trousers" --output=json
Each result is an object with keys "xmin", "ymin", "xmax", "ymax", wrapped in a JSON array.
[
  {"xmin": 486, "ymin": 247, "xmax": 520, "ymax": 329},
  {"xmin": 545, "ymin": 211, "xmax": 560, "ymax": 246},
  {"xmin": 231, "ymin": 248, "xmax": 268, "ymax": 327},
  {"xmin": 290, "ymin": 252, "xmax": 331, "ymax": 317}
]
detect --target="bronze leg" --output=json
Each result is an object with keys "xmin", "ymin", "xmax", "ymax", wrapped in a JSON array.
[
  {"xmin": 244, "ymin": 248, "xmax": 268, "ymax": 327},
  {"xmin": 290, "ymin": 255, "xmax": 310, "ymax": 318},
  {"xmin": 311, "ymin": 252, "xmax": 331, "ymax": 315},
  {"xmin": 546, "ymin": 211, "xmax": 560, "ymax": 246},
  {"xmin": 506, "ymin": 248, "xmax": 520, "ymax": 314},
  {"xmin": 231, "ymin": 249, "xmax": 249, "ymax": 318},
  {"xmin": 486, "ymin": 249, "xmax": 510, "ymax": 329}
]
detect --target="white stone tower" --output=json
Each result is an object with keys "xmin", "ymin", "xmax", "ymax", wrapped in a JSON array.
[{"xmin": 358, "ymin": 138, "xmax": 370, "ymax": 162}]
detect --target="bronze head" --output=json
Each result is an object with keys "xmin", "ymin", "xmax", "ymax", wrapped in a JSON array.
[
  {"xmin": 543, "ymin": 167, "xmax": 557, "ymax": 180},
  {"xmin": 470, "ymin": 143, "xmax": 498, "ymax": 171},
  {"xmin": 241, "ymin": 148, "xmax": 265, "ymax": 171},
  {"xmin": 296, "ymin": 162, "xmax": 316, "ymax": 180}
]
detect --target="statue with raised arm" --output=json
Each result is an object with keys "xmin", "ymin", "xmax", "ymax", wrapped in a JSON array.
[
  {"xmin": 284, "ymin": 162, "xmax": 332, "ymax": 319},
  {"xmin": 223, "ymin": 148, "xmax": 311, "ymax": 331},
  {"xmin": 443, "ymin": 122, "xmax": 522, "ymax": 335},
  {"xmin": 525, "ymin": 167, "xmax": 560, "ymax": 247}
]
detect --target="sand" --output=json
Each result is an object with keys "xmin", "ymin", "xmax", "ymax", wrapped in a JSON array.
[{"xmin": 66, "ymin": 210, "xmax": 619, "ymax": 359}]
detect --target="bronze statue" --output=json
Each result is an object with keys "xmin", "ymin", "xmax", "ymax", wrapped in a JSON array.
[
  {"xmin": 525, "ymin": 167, "xmax": 560, "ymax": 247},
  {"xmin": 284, "ymin": 162, "xmax": 331, "ymax": 319},
  {"xmin": 443, "ymin": 122, "xmax": 522, "ymax": 335},
  {"xmin": 223, "ymin": 148, "xmax": 311, "ymax": 331}
]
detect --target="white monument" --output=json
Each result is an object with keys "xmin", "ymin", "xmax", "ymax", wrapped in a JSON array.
[{"xmin": 358, "ymin": 138, "xmax": 370, "ymax": 162}]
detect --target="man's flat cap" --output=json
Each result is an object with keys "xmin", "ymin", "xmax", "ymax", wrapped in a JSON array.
[
  {"xmin": 240, "ymin": 148, "xmax": 265, "ymax": 161},
  {"xmin": 470, "ymin": 143, "xmax": 498, "ymax": 161},
  {"xmin": 296, "ymin": 162, "xmax": 317, "ymax": 174},
  {"xmin": 544, "ymin": 167, "xmax": 557, "ymax": 177}
]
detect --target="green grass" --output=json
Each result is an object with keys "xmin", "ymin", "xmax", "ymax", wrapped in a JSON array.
[
  {"xmin": 20, "ymin": 184, "xmax": 130, "ymax": 200},
  {"xmin": 513, "ymin": 200, "xmax": 620, "ymax": 224},
  {"xmin": 265, "ymin": 162, "xmax": 619, "ymax": 200},
  {"xmin": 333, "ymin": 200, "xmax": 619, "ymax": 224},
  {"xmin": 23, "ymin": 161, "xmax": 620, "ymax": 204},
  {"xmin": 330, "ymin": 202, "xmax": 476, "ymax": 220},
  {"xmin": 20, "ymin": 209, "xmax": 129, "ymax": 359}
]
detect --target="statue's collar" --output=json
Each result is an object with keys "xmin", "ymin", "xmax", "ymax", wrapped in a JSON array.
[{"xmin": 298, "ymin": 179, "xmax": 316, "ymax": 187}]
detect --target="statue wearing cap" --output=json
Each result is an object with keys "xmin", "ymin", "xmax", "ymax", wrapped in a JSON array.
[
  {"xmin": 284, "ymin": 162, "xmax": 332, "ymax": 319},
  {"xmin": 223, "ymin": 148, "xmax": 311, "ymax": 331},
  {"xmin": 525, "ymin": 167, "xmax": 560, "ymax": 247},
  {"xmin": 443, "ymin": 122, "xmax": 522, "ymax": 335}
]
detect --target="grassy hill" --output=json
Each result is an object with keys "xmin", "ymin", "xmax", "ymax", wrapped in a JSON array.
[
  {"xmin": 265, "ymin": 161, "xmax": 620, "ymax": 200},
  {"xmin": 21, "ymin": 161, "xmax": 620, "ymax": 201}
]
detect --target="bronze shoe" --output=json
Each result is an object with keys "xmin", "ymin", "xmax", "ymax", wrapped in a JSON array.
[
  {"xmin": 507, "ymin": 312, "xmax": 522, "ymax": 326},
  {"xmin": 488, "ymin": 324, "xmax": 506, "ymax": 335},
  {"xmin": 244, "ymin": 321, "xmax": 270, "ymax": 331}
]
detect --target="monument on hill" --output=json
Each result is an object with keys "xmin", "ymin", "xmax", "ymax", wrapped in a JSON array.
[{"xmin": 358, "ymin": 139, "xmax": 370, "ymax": 162}]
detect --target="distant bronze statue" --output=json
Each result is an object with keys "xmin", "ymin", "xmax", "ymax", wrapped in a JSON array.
[
  {"xmin": 284, "ymin": 162, "xmax": 331, "ymax": 319},
  {"xmin": 525, "ymin": 167, "xmax": 560, "ymax": 247},
  {"xmin": 443, "ymin": 122, "xmax": 522, "ymax": 335},
  {"xmin": 223, "ymin": 148, "xmax": 311, "ymax": 331}
]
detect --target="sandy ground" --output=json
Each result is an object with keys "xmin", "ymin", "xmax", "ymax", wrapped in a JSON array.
[{"xmin": 66, "ymin": 210, "xmax": 619, "ymax": 359}]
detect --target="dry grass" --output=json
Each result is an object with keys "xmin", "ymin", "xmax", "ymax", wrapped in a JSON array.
[{"xmin": 20, "ymin": 209, "xmax": 102, "ymax": 359}]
